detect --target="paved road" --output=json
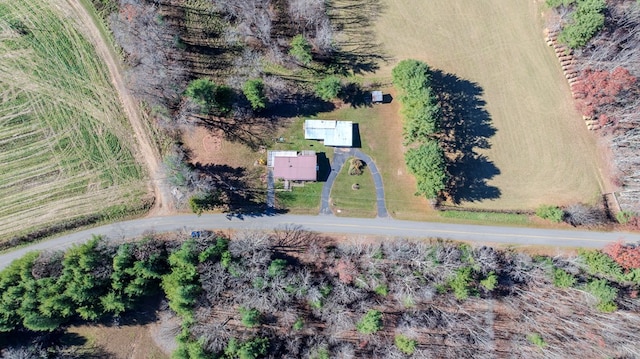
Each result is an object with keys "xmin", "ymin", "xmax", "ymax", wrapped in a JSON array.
[
  {"xmin": 320, "ymin": 148, "xmax": 388, "ymax": 217},
  {"xmin": 2, "ymin": 214, "xmax": 640, "ymax": 270}
]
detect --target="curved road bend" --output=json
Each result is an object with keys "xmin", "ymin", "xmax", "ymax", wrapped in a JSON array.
[{"xmin": 3, "ymin": 214, "xmax": 640, "ymax": 270}]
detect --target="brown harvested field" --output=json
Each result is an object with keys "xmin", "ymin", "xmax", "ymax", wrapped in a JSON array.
[{"xmin": 372, "ymin": 0, "xmax": 607, "ymax": 210}]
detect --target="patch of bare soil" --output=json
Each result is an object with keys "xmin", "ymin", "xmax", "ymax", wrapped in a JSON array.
[
  {"xmin": 148, "ymin": 310, "xmax": 181, "ymax": 356},
  {"xmin": 69, "ymin": 323, "xmax": 168, "ymax": 359},
  {"xmin": 181, "ymin": 127, "xmax": 223, "ymax": 165}
]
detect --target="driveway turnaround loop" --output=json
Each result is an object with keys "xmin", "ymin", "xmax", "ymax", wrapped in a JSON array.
[{"xmin": 320, "ymin": 148, "xmax": 388, "ymax": 218}]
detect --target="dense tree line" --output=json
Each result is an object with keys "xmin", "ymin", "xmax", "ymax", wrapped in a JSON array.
[
  {"xmin": 548, "ymin": 1, "xmax": 640, "ymax": 215},
  {"xmin": 3, "ymin": 228, "xmax": 640, "ymax": 358},
  {"xmin": 392, "ymin": 60, "xmax": 447, "ymax": 202},
  {"xmin": 0, "ymin": 236, "xmax": 166, "ymax": 333}
]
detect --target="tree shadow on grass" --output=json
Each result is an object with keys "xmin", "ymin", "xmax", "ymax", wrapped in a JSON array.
[
  {"xmin": 429, "ymin": 69, "xmax": 501, "ymax": 204},
  {"xmin": 263, "ymin": 91, "xmax": 336, "ymax": 119},
  {"xmin": 193, "ymin": 163, "xmax": 287, "ymax": 217},
  {"xmin": 339, "ymin": 83, "xmax": 372, "ymax": 108},
  {"xmin": 196, "ymin": 115, "xmax": 277, "ymax": 151},
  {"xmin": 325, "ymin": 0, "xmax": 393, "ymax": 75}
]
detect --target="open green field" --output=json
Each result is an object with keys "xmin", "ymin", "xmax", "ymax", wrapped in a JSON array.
[
  {"xmin": 372, "ymin": 0, "xmax": 604, "ymax": 210},
  {"xmin": 0, "ymin": 1, "xmax": 147, "ymax": 243}
]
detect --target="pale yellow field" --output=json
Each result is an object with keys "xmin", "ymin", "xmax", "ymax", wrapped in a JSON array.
[{"xmin": 373, "ymin": 0, "xmax": 605, "ymax": 210}]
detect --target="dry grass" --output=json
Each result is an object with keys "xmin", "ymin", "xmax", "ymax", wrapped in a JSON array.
[
  {"xmin": 372, "ymin": 0, "xmax": 605, "ymax": 210},
  {"xmin": 0, "ymin": 0, "xmax": 147, "ymax": 243},
  {"xmin": 69, "ymin": 324, "xmax": 168, "ymax": 359},
  {"xmin": 182, "ymin": 126, "xmax": 260, "ymax": 169}
]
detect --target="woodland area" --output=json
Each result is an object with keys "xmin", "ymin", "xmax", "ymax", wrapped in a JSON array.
[
  {"xmin": 547, "ymin": 0, "xmax": 640, "ymax": 213},
  {"xmin": 1, "ymin": 229, "xmax": 640, "ymax": 358}
]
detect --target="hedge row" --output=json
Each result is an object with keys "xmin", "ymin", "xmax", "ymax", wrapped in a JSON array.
[{"xmin": 392, "ymin": 60, "xmax": 447, "ymax": 200}]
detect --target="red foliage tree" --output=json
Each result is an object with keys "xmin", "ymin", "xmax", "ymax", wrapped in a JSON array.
[
  {"xmin": 603, "ymin": 240, "xmax": 640, "ymax": 270},
  {"xmin": 573, "ymin": 67, "xmax": 637, "ymax": 126},
  {"xmin": 333, "ymin": 259, "xmax": 357, "ymax": 284}
]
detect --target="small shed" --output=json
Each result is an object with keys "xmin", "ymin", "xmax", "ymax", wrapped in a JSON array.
[
  {"xmin": 371, "ymin": 91, "xmax": 383, "ymax": 103},
  {"xmin": 304, "ymin": 119, "xmax": 353, "ymax": 147},
  {"xmin": 272, "ymin": 151, "xmax": 317, "ymax": 181}
]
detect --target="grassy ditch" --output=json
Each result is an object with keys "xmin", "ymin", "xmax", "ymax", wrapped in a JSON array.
[{"xmin": 439, "ymin": 210, "xmax": 532, "ymax": 226}]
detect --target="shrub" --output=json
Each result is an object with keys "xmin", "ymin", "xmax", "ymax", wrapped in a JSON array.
[
  {"xmin": 185, "ymin": 78, "xmax": 232, "ymax": 114},
  {"xmin": 311, "ymin": 348, "xmax": 330, "ymax": 359},
  {"xmin": 449, "ymin": 267, "xmax": 474, "ymax": 300},
  {"xmin": 374, "ymin": 285, "xmax": 389, "ymax": 296},
  {"xmin": 616, "ymin": 210, "xmax": 635, "ymax": 225},
  {"xmin": 225, "ymin": 337, "xmax": 269, "ymax": 359},
  {"xmin": 552, "ymin": 267, "xmax": 577, "ymax": 288},
  {"xmin": 198, "ymin": 237, "xmax": 229, "ymax": 263},
  {"xmin": 527, "ymin": 332, "xmax": 547, "ymax": 348},
  {"xmin": 546, "ymin": 0, "xmax": 575, "ymax": 7},
  {"xmin": 578, "ymin": 249, "xmax": 623, "ymax": 279},
  {"xmin": 348, "ymin": 158, "xmax": 365, "ymax": 176},
  {"xmin": 268, "ymin": 259, "xmax": 288, "ymax": 277},
  {"xmin": 557, "ymin": 0, "xmax": 606, "ymax": 49},
  {"xmin": 315, "ymin": 76, "xmax": 341, "ymax": 101},
  {"xmin": 394, "ymin": 334, "xmax": 417, "ymax": 355},
  {"xmin": 535, "ymin": 205, "xmax": 564, "ymax": 223},
  {"xmin": 189, "ymin": 192, "xmax": 222, "ymax": 216},
  {"xmin": 356, "ymin": 310, "xmax": 383, "ymax": 334},
  {"xmin": 584, "ymin": 279, "xmax": 618, "ymax": 312},
  {"xmin": 480, "ymin": 272, "xmax": 498, "ymax": 291},
  {"xmin": 239, "ymin": 307, "xmax": 261, "ymax": 327},
  {"xmin": 292, "ymin": 317, "xmax": 304, "ymax": 331},
  {"xmin": 242, "ymin": 79, "xmax": 266, "ymax": 110},
  {"xmin": 289, "ymin": 35, "xmax": 312, "ymax": 65}
]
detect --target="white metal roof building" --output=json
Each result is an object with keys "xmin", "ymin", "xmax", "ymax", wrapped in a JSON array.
[
  {"xmin": 303, "ymin": 119, "xmax": 353, "ymax": 147},
  {"xmin": 371, "ymin": 91, "xmax": 383, "ymax": 103}
]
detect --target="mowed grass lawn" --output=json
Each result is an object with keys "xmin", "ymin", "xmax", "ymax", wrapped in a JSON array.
[
  {"xmin": 372, "ymin": 0, "xmax": 604, "ymax": 210},
  {"xmin": 0, "ymin": 1, "xmax": 147, "ymax": 242},
  {"xmin": 330, "ymin": 158, "xmax": 377, "ymax": 218}
]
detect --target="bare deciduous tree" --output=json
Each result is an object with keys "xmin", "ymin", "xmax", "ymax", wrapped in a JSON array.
[{"xmin": 110, "ymin": 0, "xmax": 187, "ymax": 108}]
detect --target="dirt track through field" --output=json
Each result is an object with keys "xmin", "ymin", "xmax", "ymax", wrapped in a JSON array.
[{"xmin": 61, "ymin": 0, "xmax": 173, "ymax": 215}]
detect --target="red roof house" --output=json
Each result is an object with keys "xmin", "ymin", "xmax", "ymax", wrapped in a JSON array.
[{"xmin": 272, "ymin": 152, "xmax": 317, "ymax": 181}]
